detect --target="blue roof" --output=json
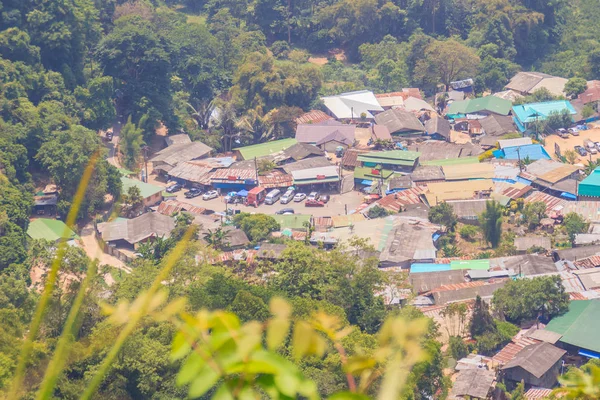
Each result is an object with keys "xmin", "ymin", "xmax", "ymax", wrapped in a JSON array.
[
  {"xmin": 512, "ymin": 100, "xmax": 576, "ymax": 125},
  {"xmin": 410, "ymin": 263, "xmax": 451, "ymax": 273},
  {"xmin": 502, "ymin": 144, "xmax": 551, "ymax": 161}
]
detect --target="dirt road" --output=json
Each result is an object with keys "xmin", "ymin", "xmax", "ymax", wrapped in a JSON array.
[{"xmin": 80, "ymin": 224, "xmax": 131, "ymax": 272}]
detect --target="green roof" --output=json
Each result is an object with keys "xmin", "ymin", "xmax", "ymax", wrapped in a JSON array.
[
  {"xmin": 421, "ymin": 156, "xmax": 480, "ymax": 166},
  {"xmin": 273, "ymin": 214, "xmax": 311, "ymax": 230},
  {"xmin": 234, "ymin": 138, "xmax": 297, "ymax": 160},
  {"xmin": 447, "ymin": 96, "xmax": 512, "ymax": 116},
  {"xmin": 121, "ymin": 177, "xmax": 163, "ymax": 199},
  {"xmin": 353, "ymin": 167, "xmax": 394, "ymax": 180},
  {"xmin": 27, "ymin": 218, "xmax": 78, "ymax": 242},
  {"xmin": 578, "ymin": 168, "xmax": 600, "ymax": 197},
  {"xmin": 545, "ymin": 300, "xmax": 600, "ymax": 353},
  {"xmin": 358, "ymin": 150, "xmax": 420, "ymax": 166},
  {"xmin": 117, "ymin": 168, "xmax": 135, "ymax": 176},
  {"xmin": 450, "ymin": 259, "xmax": 490, "ymax": 270}
]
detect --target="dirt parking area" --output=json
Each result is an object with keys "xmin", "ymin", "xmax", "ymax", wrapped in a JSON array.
[{"xmin": 543, "ymin": 127, "xmax": 600, "ymax": 164}]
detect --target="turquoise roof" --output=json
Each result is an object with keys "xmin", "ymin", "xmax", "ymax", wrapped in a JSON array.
[
  {"xmin": 410, "ymin": 263, "xmax": 451, "ymax": 273},
  {"xmin": 579, "ymin": 167, "xmax": 600, "ymax": 197},
  {"xmin": 512, "ymin": 100, "xmax": 576, "ymax": 125}
]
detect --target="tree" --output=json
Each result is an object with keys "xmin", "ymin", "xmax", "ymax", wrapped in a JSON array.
[
  {"xmin": 428, "ymin": 202, "xmax": 458, "ymax": 231},
  {"xmin": 479, "ymin": 200, "xmax": 503, "ymax": 248},
  {"xmin": 232, "ymin": 213, "xmax": 280, "ymax": 242},
  {"xmin": 470, "ymin": 295, "xmax": 496, "ymax": 338},
  {"xmin": 367, "ymin": 205, "xmax": 389, "ymax": 219},
  {"xmin": 415, "ymin": 39, "xmax": 480, "ymax": 91},
  {"xmin": 120, "ymin": 116, "xmax": 145, "ymax": 170},
  {"xmin": 522, "ymin": 201, "xmax": 547, "ymax": 228},
  {"xmin": 564, "ymin": 149, "xmax": 578, "ymax": 164},
  {"xmin": 448, "ymin": 336, "xmax": 469, "ymax": 360},
  {"xmin": 492, "ymin": 276, "xmax": 570, "ymax": 324},
  {"xmin": 203, "ymin": 227, "xmax": 230, "ymax": 250},
  {"xmin": 555, "ymin": 360, "xmax": 600, "ymax": 399},
  {"xmin": 564, "ymin": 77, "xmax": 588, "ymax": 98},
  {"xmin": 582, "ymin": 104, "xmax": 595, "ymax": 120},
  {"xmin": 563, "ymin": 212, "xmax": 589, "ymax": 244}
]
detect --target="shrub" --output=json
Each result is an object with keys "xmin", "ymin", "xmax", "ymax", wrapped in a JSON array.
[
  {"xmin": 367, "ymin": 205, "xmax": 389, "ymax": 219},
  {"xmin": 459, "ymin": 225, "xmax": 478, "ymax": 240}
]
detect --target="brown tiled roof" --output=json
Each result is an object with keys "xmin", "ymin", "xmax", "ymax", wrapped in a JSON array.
[{"xmin": 295, "ymin": 110, "xmax": 333, "ymax": 125}]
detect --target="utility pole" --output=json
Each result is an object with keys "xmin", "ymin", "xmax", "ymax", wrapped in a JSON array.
[
  {"xmin": 254, "ymin": 157, "xmax": 259, "ymax": 183},
  {"xmin": 142, "ymin": 145, "xmax": 150, "ymax": 182},
  {"xmin": 517, "ymin": 147, "xmax": 522, "ymax": 172}
]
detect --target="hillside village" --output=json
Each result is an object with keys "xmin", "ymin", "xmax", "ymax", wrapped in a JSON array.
[
  {"xmin": 24, "ymin": 71, "xmax": 600, "ymax": 399},
  {"xmin": 5, "ymin": 0, "xmax": 600, "ymax": 397}
]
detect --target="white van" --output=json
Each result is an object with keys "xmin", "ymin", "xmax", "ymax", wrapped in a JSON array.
[
  {"xmin": 280, "ymin": 189, "xmax": 295, "ymax": 204},
  {"xmin": 264, "ymin": 189, "xmax": 282, "ymax": 205}
]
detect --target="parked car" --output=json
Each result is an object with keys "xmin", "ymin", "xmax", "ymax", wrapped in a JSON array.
[
  {"xmin": 202, "ymin": 190, "xmax": 219, "ymax": 200},
  {"xmin": 275, "ymin": 208, "xmax": 295, "ymax": 215},
  {"xmin": 569, "ymin": 127, "xmax": 580, "ymax": 136},
  {"xmin": 575, "ymin": 145, "xmax": 588, "ymax": 156},
  {"xmin": 293, "ymin": 193, "xmax": 307, "ymax": 202},
  {"xmin": 308, "ymin": 192, "xmax": 319, "ymax": 201},
  {"xmin": 305, "ymin": 199, "xmax": 325, "ymax": 207},
  {"xmin": 320, "ymin": 194, "xmax": 330, "ymax": 203},
  {"xmin": 595, "ymin": 142, "xmax": 600, "ymax": 152},
  {"xmin": 280, "ymin": 189, "xmax": 295, "ymax": 204},
  {"xmin": 184, "ymin": 188, "xmax": 202, "ymax": 198},
  {"xmin": 557, "ymin": 128, "xmax": 568, "ymax": 139},
  {"xmin": 364, "ymin": 194, "xmax": 381, "ymax": 204},
  {"xmin": 586, "ymin": 140, "xmax": 598, "ymax": 154},
  {"xmin": 106, "ymin": 131, "xmax": 113, "ymax": 140},
  {"xmin": 166, "ymin": 183, "xmax": 183, "ymax": 193}
]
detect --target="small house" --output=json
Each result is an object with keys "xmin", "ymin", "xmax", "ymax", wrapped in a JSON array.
[
  {"xmin": 374, "ymin": 108, "xmax": 425, "ymax": 135},
  {"xmin": 97, "ymin": 212, "xmax": 175, "ymax": 250},
  {"xmin": 505, "ymin": 72, "xmax": 567, "ymax": 97},
  {"xmin": 512, "ymin": 100, "xmax": 576, "ymax": 133},
  {"xmin": 321, "ymin": 90, "xmax": 383, "ymax": 120},
  {"xmin": 121, "ymin": 177, "xmax": 163, "ymax": 207},
  {"xmin": 424, "ymin": 117, "xmax": 451, "ymax": 141},
  {"xmin": 448, "ymin": 368, "xmax": 496, "ymax": 399},
  {"xmin": 500, "ymin": 342, "xmax": 566, "ymax": 388},
  {"xmin": 357, "ymin": 150, "xmax": 421, "ymax": 173},
  {"xmin": 151, "ymin": 141, "xmax": 213, "ymax": 174}
]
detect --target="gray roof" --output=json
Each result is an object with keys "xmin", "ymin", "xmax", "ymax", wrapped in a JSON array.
[
  {"xmin": 379, "ymin": 222, "xmax": 437, "ymax": 266},
  {"xmin": 506, "ymin": 71, "xmax": 553, "ymax": 93},
  {"xmin": 410, "ymin": 165, "xmax": 445, "ymax": 182},
  {"xmin": 501, "ymin": 342, "xmax": 566, "ymax": 378},
  {"xmin": 425, "ymin": 117, "xmax": 451, "ymax": 139},
  {"xmin": 406, "ymin": 141, "xmax": 483, "ymax": 162},
  {"xmin": 256, "ymin": 243, "xmax": 287, "ymax": 259},
  {"xmin": 315, "ymin": 130, "xmax": 353, "ymax": 146},
  {"xmin": 151, "ymin": 141, "xmax": 213, "ymax": 167},
  {"xmin": 291, "ymin": 165, "xmax": 339, "ymax": 180},
  {"xmin": 409, "ymin": 270, "xmax": 467, "ymax": 294},
  {"xmin": 295, "ymin": 122, "xmax": 355, "ymax": 144},
  {"xmin": 281, "ymin": 157, "xmax": 333, "ymax": 174},
  {"xmin": 374, "ymin": 109, "xmax": 425, "ymax": 134},
  {"xmin": 573, "ymin": 268, "xmax": 600, "ymax": 291},
  {"xmin": 449, "ymin": 368, "xmax": 496, "ymax": 399},
  {"xmin": 479, "ymin": 115, "xmax": 516, "ymax": 136},
  {"xmin": 223, "ymin": 227, "xmax": 251, "ymax": 248},
  {"xmin": 553, "ymin": 245, "xmax": 600, "ymax": 261},
  {"xmin": 167, "ymin": 162, "xmax": 213, "ymax": 183},
  {"xmin": 447, "ymin": 199, "xmax": 488, "ymax": 219},
  {"xmin": 525, "ymin": 159, "xmax": 566, "ymax": 177},
  {"xmin": 98, "ymin": 212, "xmax": 175, "ymax": 244},
  {"xmin": 388, "ymin": 175, "xmax": 412, "ymax": 190},
  {"xmin": 432, "ymin": 281, "xmax": 506, "ymax": 304},
  {"xmin": 514, "ymin": 236, "xmax": 552, "ymax": 252},
  {"xmin": 165, "ymin": 134, "xmax": 192, "ymax": 147},
  {"xmin": 489, "ymin": 255, "xmax": 558, "ymax": 276},
  {"xmin": 282, "ymin": 143, "xmax": 324, "ymax": 161},
  {"xmin": 528, "ymin": 329, "xmax": 562, "ymax": 344}
]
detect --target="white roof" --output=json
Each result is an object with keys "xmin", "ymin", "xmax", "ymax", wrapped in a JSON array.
[
  {"xmin": 291, "ymin": 165, "xmax": 339, "ymax": 180},
  {"xmin": 321, "ymin": 90, "xmax": 384, "ymax": 120},
  {"xmin": 498, "ymin": 137, "xmax": 533, "ymax": 149},
  {"xmin": 403, "ymin": 97, "xmax": 435, "ymax": 112}
]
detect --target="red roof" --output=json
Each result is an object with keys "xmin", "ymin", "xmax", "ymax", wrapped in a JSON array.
[
  {"xmin": 258, "ymin": 171, "xmax": 293, "ymax": 188},
  {"xmin": 502, "ymin": 184, "xmax": 532, "ymax": 199},
  {"xmin": 524, "ymin": 191, "xmax": 566, "ymax": 214},
  {"xmin": 375, "ymin": 89, "xmax": 422, "ymax": 100},
  {"xmin": 426, "ymin": 279, "xmax": 507, "ymax": 294},
  {"xmin": 578, "ymin": 80, "xmax": 600, "ymax": 104},
  {"xmin": 376, "ymin": 187, "xmax": 424, "ymax": 212},
  {"xmin": 210, "ymin": 168, "xmax": 256, "ymax": 181},
  {"xmin": 524, "ymin": 388, "xmax": 553, "ymax": 399},
  {"xmin": 573, "ymin": 255, "xmax": 600, "ymax": 269},
  {"xmin": 341, "ymin": 149, "xmax": 368, "ymax": 168},
  {"xmin": 295, "ymin": 110, "xmax": 333, "ymax": 125},
  {"xmin": 157, "ymin": 200, "xmax": 206, "ymax": 216},
  {"xmin": 493, "ymin": 337, "xmax": 540, "ymax": 365}
]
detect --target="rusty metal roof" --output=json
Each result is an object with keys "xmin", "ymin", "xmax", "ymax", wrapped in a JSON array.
[
  {"xmin": 210, "ymin": 168, "xmax": 256, "ymax": 181},
  {"xmin": 493, "ymin": 337, "xmax": 540, "ymax": 365},
  {"xmin": 524, "ymin": 388, "xmax": 553, "ymax": 400},
  {"xmin": 295, "ymin": 110, "xmax": 333, "ymax": 125},
  {"xmin": 376, "ymin": 187, "xmax": 424, "ymax": 212},
  {"xmin": 258, "ymin": 171, "xmax": 293, "ymax": 188},
  {"xmin": 524, "ymin": 191, "xmax": 566, "ymax": 214}
]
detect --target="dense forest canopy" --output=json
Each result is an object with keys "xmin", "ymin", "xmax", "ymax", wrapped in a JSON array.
[{"xmin": 0, "ymin": 0, "xmax": 597, "ymax": 398}]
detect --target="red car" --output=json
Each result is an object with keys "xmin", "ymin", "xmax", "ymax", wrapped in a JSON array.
[{"xmin": 305, "ymin": 199, "xmax": 325, "ymax": 207}]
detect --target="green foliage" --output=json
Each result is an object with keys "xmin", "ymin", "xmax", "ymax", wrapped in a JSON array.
[
  {"xmin": 479, "ymin": 200, "xmax": 503, "ymax": 248},
  {"xmin": 120, "ymin": 116, "xmax": 145, "ymax": 170},
  {"xmin": 563, "ymin": 212, "xmax": 589, "ymax": 244},
  {"xmin": 565, "ymin": 77, "xmax": 588, "ymax": 98},
  {"xmin": 232, "ymin": 213, "xmax": 280, "ymax": 243},
  {"xmin": 459, "ymin": 225, "xmax": 478, "ymax": 240},
  {"xmin": 555, "ymin": 359, "xmax": 600, "ymax": 399},
  {"xmin": 428, "ymin": 202, "xmax": 458, "ymax": 231},
  {"xmin": 470, "ymin": 296, "xmax": 496, "ymax": 338},
  {"xmin": 492, "ymin": 276, "xmax": 570, "ymax": 324},
  {"xmin": 367, "ymin": 205, "xmax": 389, "ymax": 219},
  {"xmin": 522, "ymin": 201, "xmax": 547, "ymax": 228},
  {"xmin": 448, "ymin": 336, "xmax": 468, "ymax": 360}
]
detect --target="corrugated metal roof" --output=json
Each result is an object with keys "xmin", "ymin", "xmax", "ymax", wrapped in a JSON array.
[
  {"xmin": 234, "ymin": 138, "xmax": 297, "ymax": 160},
  {"xmin": 258, "ymin": 172, "xmax": 293, "ymax": 188},
  {"xmin": 376, "ymin": 187, "xmax": 424, "ymax": 212},
  {"xmin": 210, "ymin": 168, "xmax": 256, "ymax": 181},
  {"xmin": 331, "ymin": 213, "xmax": 366, "ymax": 228},
  {"xmin": 291, "ymin": 165, "xmax": 339, "ymax": 181},
  {"xmin": 524, "ymin": 191, "xmax": 566, "ymax": 213},
  {"xmin": 295, "ymin": 110, "xmax": 333, "ymax": 125},
  {"xmin": 524, "ymin": 388, "xmax": 553, "ymax": 399},
  {"xmin": 493, "ymin": 337, "xmax": 540, "ymax": 365},
  {"xmin": 321, "ymin": 90, "xmax": 383, "ymax": 119},
  {"xmin": 498, "ymin": 137, "xmax": 533, "ymax": 149},
  {"xmin": 442, "ymin": 163, "xmax": 494, "ymax": 180},
  {"xmin": 451, "ymin": 259, "xmax": 490, "ymax": 270}
]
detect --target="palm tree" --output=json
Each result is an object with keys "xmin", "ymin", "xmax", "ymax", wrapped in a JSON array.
[
  {"xmin": 203, "ymin": 227, "xmax": 229, "ymax": 250},
  {"xmin": 585, "ymin": 160, "xmax": 600, "ymax": 176},
  {"xmin": 236, "ymin": 108, "xmax": 275, "ymax": 144},
  {"xmin": 186, "ymin": 98, "xmax": 216, "ymax": 130},
  {"xmin": 212, "ymin": 99, "xmax": 240, "ymax": 152}
]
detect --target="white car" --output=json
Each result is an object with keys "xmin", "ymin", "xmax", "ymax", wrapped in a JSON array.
[
  {"xmin": 308, "ymin": 192, "xmax": 319, "ymax": 201},
  {"xmin": 595, "ymin": 142, "xmax": 600, "ymax": 152},
  {"xmin": 202, "ymin": 190, "xmax": 218, "ymax": 200},
  {"xmin": 293, "ymin": 193, "xmax": 306, "ymax": 202}
]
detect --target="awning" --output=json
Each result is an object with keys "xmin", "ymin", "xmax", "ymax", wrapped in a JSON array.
[
  {"xmin": 561, "ymin": 192, "xmax": 577, "ymax": 200},
  {"xmin": 237, "ymin": 190, "xmax": 249, "ymax": 197},
  {"xmin": 516, "ymin": 177, "xmax": 532, "ymax": 185},
  {"xmin": 361, "ymin": 179, "xmax": 373, "ymax": 185},
  {"xmin": 579, "ymin": 349, "xmax": 600, "ymax": 359}
]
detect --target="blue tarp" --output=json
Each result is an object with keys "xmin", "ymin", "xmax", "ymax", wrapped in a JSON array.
[
  {"xmin": 492, "ymin": 178, "xmax": 517, "ymax": 184},
  {"xmin": 502, "ymin": 144, "xmax": 551, "ymax": 161},
  {"xmin": 410, "ymin": 263, "xmax": 451, "ymax": 273},
  {"xmin": 361, "ymin": 179, "xmax": 373, "ymax": 185},
  {"xmin": 517, "ymin": 177, "xmax": 532, "ymax": 185},
  {"xmin": 213, "ymin": 183, "xmax": 246, "ymax": 190},
  {"xmin": 579, "ymin": 349, "xmax": 600, "ymax": 359},
  {"xmin": 493, "ymin": 149, "xmax": 505, "ymax": 159},
  {"xmin": 237, "ymin": 190, "xmax": 249, "ymax": 197},
  {"xmin": 560, "ymin": 192, "xmax": 577, "ymax": 200}
]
